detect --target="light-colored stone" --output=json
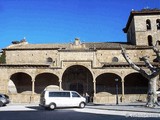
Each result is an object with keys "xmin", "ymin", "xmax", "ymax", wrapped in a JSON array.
[{"xmin": 0, "ymin": 9, "xmax": 160, "ymax": 104}]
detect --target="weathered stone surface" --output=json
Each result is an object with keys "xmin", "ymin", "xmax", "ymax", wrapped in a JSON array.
[{"xmin": 0, "ymin": 9, "xmax": 160, "ymax": 104}]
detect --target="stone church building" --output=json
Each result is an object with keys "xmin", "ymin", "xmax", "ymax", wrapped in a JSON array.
[{"xmin": 0, "ymin": 9, "xmax": 160, "ymax": 103}]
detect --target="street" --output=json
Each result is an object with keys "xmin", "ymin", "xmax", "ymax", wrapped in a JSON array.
[{"xmin": 0, "ymin": 104, "xmax": 160, "ymax": 120}]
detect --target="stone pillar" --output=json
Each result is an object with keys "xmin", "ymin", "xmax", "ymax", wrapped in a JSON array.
[
  {"xmin": 59, "ymin": 81, "xmax": 62, "ymax": 90},
  {"xmin": 121, "ymin": 79, "xmax": 125, "ymax": 102},
  {"xmin": 93, "ymin": 80, "xmax": 96, "ymax": 96},
  {"xmin": 30, "ymin": 79, "xmax": 35, "ymax": 103},
  {"xmin": 6, "ymin": 78, "xmax": 9, "ymax": 94},
  {"xmin": 32, "ymin": 80, "xmax": 35, "ymax": 95}
]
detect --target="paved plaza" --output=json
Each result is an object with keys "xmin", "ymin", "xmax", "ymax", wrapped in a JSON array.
[
  {"xmin": 87, "ymin": 102, "xmax": 160, "ymax": 113},
  {"xmin": 0, "ymin": 102, "xmax": 160, "ymax": 119}
]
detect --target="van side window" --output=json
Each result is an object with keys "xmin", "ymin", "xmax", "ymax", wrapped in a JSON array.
[
  {"xmin": 61, "ymin": 92, "xmax": 70, "ymax": 97},
  {"xmin": 49, "ymin": 92, "xmax": 70, "ymax": 97},
  {"xmin": 72, "ymin": 92, "xmax": 80, "ymax": 97}
]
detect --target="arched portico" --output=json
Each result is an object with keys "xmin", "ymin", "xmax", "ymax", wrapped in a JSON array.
[
  {"xmin": 93, "ymin": 73, "xmax": 122, "ymax": 104},
  {"xmin": 62, "ymin": 65, "xmax": 93, "ymax": 97},
  {"xmin": 35, "ymin": 73, "xmax": 59, "ymax": 94},
  {"xmin": 10, "ymin": 72, "xmax": 32, "ymax": 93},
  {"xmin": 124, "ymin": 73, "xmax": 148, "ymax": 94},
  {"xmin": 96, "ymin": 73, "xmax": 121, "ymax": 94}
]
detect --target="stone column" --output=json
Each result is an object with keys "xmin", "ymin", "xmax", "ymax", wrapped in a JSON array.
[
  {"xmin": 30, "ymin": 79, "xmax": 35, "ymax": 103},
  {"xmin": 32, "ymin": 80, "xmax": 35, "ymax": 95},
  {"xmin": 93, "ymin": 80, "xmax": 96, "ymax": 96},
  {"xmin": 59, "ymin": 81, "xmax": 62, "ymax": 90},
  {"xmin": 121, "ymin": 79, "xmax": 125, "ymax": 102},
  {"xmin": 6, "ymin": 78, "xmax": 9, "ymax": 94}
]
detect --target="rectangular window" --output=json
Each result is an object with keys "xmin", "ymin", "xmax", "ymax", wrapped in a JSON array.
[{"xmin": 49, "ymin": 92, "xmax": 70, "ymax": 97}]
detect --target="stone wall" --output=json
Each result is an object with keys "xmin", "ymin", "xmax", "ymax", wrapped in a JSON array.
[
  {"xmin": 9, "ymin": 94, "xmax": 40, "ymax": 103},
  {"xmin": 5, "ymin": 48, "xmax": 156, "ymax": 68},
  {"xmin": 93, "ymin": 94, "xmax": 147, "ymax": 104},
  {"xmin": 134, "ymin": 15, "xmax": 160, "ymax": 46}
]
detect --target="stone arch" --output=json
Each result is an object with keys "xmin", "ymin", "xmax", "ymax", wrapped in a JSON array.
[
  {"xmin": 96, "ymin": 73, "xmax": 121, "ymax": 95},
  {"xmin": 35, "ymin": 73, "xmax": 59, "ymax": 94},
  {"xmin": 124, "ymin": 73, "xmax": 148, "ymax": 94},
  {"xmin": 10, "ymin": 72, "xmax": 32, "ymax": 94},
  {"xmin": 62, "ymin": 65, "xmax": 93, "ymax": 96}
]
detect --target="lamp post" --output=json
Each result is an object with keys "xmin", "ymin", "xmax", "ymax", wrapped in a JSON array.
[{"xmin": 115, "ymin": 78, "xmax": 119, "ymax": 105}]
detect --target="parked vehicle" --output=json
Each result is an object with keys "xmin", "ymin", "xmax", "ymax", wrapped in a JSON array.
[
  {"xmin": 39, "ymin": 90, "xmax": 86, "ymax": 110},
  {"xmin": 0, "ymin": 94, "xmax": 10, "ymax": 107}
]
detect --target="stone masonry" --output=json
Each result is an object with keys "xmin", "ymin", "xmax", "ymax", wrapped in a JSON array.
[{"xmin": 0, "ymin": 9, "xmax": 160, "ymax": 104}]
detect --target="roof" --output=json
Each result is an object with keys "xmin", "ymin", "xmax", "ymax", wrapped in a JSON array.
[
  {"xmin": 3, "ymin": 42, "xmax": 151, "ymax": 51},
  {"xmin": 123, "ymin": 9, "xmax": 160, "ymax": 33}
]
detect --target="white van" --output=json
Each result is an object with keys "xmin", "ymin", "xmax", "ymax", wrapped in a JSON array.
[{"xmin": 39, "ymin": 90, "xmax": 86, "ymax": 110}]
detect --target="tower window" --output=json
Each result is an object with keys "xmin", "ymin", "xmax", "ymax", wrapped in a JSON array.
[
  {"xmin": 146, "ymin": 19, "xmax": 151, "ymax": 30},
  {"xmin": 148, "ymin": 35, "xmax": 153, "ymax": 46},
  {"xmin": 156, "ymin": 19, "xmax": 160, "ymax": 30}
]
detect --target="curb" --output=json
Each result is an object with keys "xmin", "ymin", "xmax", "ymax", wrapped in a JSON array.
[{"xmin": 86, "ymin": 104, "xmax": 160, "ymax": 113}]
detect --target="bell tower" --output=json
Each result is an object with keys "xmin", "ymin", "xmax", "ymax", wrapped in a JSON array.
[{"xmin": 123, "ymin": 9, "xmax": 160, "ymax": 46}]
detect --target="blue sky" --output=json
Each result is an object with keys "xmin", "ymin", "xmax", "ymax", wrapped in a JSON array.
[{"xmin": 0, "ymin": 0, "xmax": 159, "ymax": 49}]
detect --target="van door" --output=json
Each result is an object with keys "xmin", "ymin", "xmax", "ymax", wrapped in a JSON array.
[
  {"xmin": 59, "ymin": 92, "xmax": 71, "ymax": 107},
  {"xmin": 48, "ymin": 92, "xmax": 71, "ymax": 107},
  {"xmin": 71, "ymin": 91, "xmax": 82, "ymax": 106}
]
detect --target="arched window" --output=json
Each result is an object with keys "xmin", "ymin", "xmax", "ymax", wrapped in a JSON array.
[
  {"xmin": 148, "ymin": 35, "xmax": 153, "ymax": 46},
  {"xmin": 112, "ymin": 57, "xmax": 119, "ymax": 62},
  {"xmin": 146, "ymin": 19, "xmax": 151, "ymax": 30},
  {"xmin": 156, "ymin": 19, "xmax": 160, "ymax": 30}
]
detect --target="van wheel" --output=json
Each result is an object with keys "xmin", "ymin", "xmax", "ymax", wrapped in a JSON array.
[
  {"xmin": 79, "ymin": 102, "xmax": 85, "ymax": 108},
  {"xmin": 49, "ymin": 103, "xmax": 56, "ymax": 110}
]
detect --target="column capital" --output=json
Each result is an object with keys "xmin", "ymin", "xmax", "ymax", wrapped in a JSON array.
[
  {"xmin": 32, "ymin": 79, "xmax": 35, "ymax": 82},
  {"xmin": 121, "ymin": 79, "xmax": 125, "ymax": 83}
]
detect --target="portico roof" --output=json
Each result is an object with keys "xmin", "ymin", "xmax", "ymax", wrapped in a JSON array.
[{"xmin": 3, "ymin": 42, "xmax": 151, "ymax": 51}]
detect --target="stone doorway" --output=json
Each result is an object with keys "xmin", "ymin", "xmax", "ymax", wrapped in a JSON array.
[
  {"xmin": 70, "ymin": 83, "xmax": 83, "ymax": 95},
  {"xmin": 62, "ymin": 65, "xmax": 93, "ymax": 97}
]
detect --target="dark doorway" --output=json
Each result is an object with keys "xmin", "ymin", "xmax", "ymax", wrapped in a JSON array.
[
  {"xmin": 70, "ymin": 83, "xmax": 83, "ymax": 95},
  {"xmin": 124, "ymin": 73, "xmax": 148, "ymax": 94},
  {"xmin": 62, "ymin": 65, "xmax": 93, "ymax": 96}
]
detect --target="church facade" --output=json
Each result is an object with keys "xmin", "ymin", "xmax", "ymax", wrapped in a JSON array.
[{"xmin": 0, "ymin": 9, "xmax": 160, "ymax": 103}]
